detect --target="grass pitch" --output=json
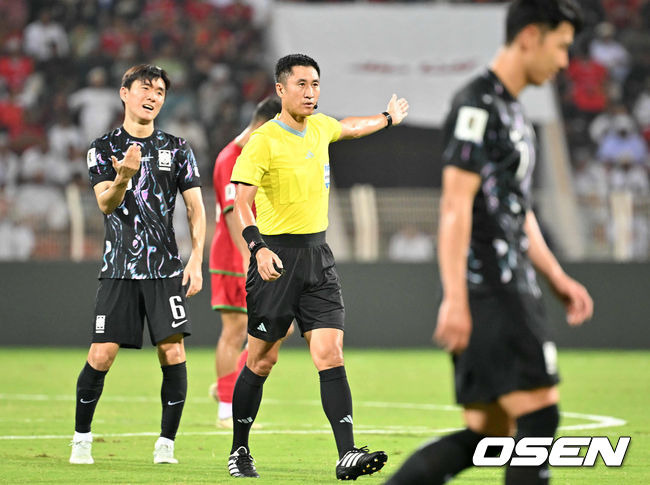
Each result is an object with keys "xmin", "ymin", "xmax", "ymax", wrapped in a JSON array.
[{"xmin": 0, "ymin": 348, "xmax": 647, "ymax": 484}]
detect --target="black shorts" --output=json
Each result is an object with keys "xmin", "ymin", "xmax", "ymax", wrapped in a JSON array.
[
  {"xmin": 453, "ymin": 290, "xmax": 559, "ymax": 405},
  {"xmin": 92, "ymin": 277, "xmax": 191, "ymax": 348},
  {"xmin": 246, "ymin": 232, "xmax": 345, "ymax": 342}
]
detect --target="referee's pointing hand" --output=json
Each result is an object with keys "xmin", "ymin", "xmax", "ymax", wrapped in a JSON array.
[
  {"xmin": 256, "ymin": 247, "xmax": 284, "ymax": 282},
  {"xmin": 386, "ymin": 93, "xmax": 409, "ymax": 126}
]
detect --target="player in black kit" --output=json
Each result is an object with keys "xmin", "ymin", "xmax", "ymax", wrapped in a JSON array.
[
  {"xmin": 69, "ymin": 64, "xmax": 206, "ymax": 465},
  {"xmin": 386, "ymin": 2, "xmax": 593, "ymax": 484}
]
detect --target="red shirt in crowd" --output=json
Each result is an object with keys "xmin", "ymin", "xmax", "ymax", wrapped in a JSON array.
[{"xmin": 567, "ymin": 58, "xmax": 609, "ymax": 113}]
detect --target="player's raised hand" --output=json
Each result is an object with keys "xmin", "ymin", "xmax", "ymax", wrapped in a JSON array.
[
  {"xmin": 256, "ymin": 247, "xmax": 284, "ymax": 282},
  {"xmin": 434, "ymin": 298, "xmax": 472, "ymax": 354},
  {"xmin": 386, "ymin": 93, "xmax": 409, "ymax": 126},
  {"xmin": 111, "ymin": 143, "xmax": 141, "ymax": 180}
]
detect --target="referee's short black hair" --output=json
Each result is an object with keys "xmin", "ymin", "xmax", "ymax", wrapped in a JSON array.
[
  {"xmin": 506, "ymin": 0, "xmax": 583, "ymax": 44},
  {"xmin": 252, "ymin": 96, "xmax": 281, "ymax": 124},
  {"xmin": 275, "ymin": 54, "xmax": 320, "ymax": 84},
  {"xmin": 121, "ymin": 64, "xmax": 171, "ymax": 92}
]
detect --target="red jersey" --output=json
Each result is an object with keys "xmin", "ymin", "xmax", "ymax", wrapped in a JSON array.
[
  {"xmin": 567, "ymin": 59, "xmax": 608, "ymax": 113},
  {"xmin": 209, "ymin": 140, "xmax": 253, "ymax": 276},
  {"xmin": 0, "ymin": 56, "xmax": 34, "ymax": 91}
]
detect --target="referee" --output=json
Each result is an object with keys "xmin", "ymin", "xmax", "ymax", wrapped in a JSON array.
[
  {"xmin": 226, "ymin": 54, "xmax": 409, "ymax": 480},
  {"xmin": 386, "ymin": 1, "xmax": 593, "ymax": 484}
]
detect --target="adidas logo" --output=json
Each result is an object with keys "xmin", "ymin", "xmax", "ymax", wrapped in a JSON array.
[
  {"xmin": 337, "ymin": 449, "xmax": 363, "ymax": 468},
  {"xmin": 306, "ymin": 151, "xmax": 314, "ymax": 159},
  {"xmin": 257, "ymin": 322, "xmax": 267, "ymax": 332},
  {"xmin": 339, "ymin": 414, "xmax": 353, "ymax": 424},
  {"xmin": 237, "ymin": 417, "xmax": 254, "ymax": 424}
]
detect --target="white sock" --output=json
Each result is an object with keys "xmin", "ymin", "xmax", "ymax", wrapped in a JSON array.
[
  {"xmin": 73, "ymin": 431, "xmax": 92, "ymax": 442},
  {"xmin": 218, "ymin": 402, "xmax": 233, "ymax": 420},
  {"xmin": 156, "ymin": 436, "xmax": 174, "ymax": 448}
]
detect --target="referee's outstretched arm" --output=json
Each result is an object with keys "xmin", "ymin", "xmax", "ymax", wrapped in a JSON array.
[{"xmin": 338, "ymin": 94, "xmax": 409, "ymax": 139}]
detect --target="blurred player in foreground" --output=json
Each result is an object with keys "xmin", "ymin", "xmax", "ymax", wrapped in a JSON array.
[
  {"xmin": 387, "ymin": 1, "xmax": 593, "ymax": 484},
  {"xmin": 69, "ymin": 64, "xmax": 205, "ymax": 466},
  {"xmin": 208, "ymin": 96, "xmax": 287, "ymax": 428},
  {"xmin": 226, "ymin": 54, "xmax": 409, "ymax": 480}
]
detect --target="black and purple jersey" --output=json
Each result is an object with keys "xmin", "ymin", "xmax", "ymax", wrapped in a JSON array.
[
  {"xmin": 441, "ymin": 70, "xmax": 540, "ymax": 296},
  {"xmin": 87, "ymin": 127, "xmax": 201, "ymax": 279}
]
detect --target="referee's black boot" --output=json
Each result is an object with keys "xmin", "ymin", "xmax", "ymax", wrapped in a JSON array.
[
  {"xmin": 228, "ymin": 446, "xmax": 260, "ymax": 478},
  {"xmin": 336, "ymin": 446, "xmax": 388, "ymax": 480}
]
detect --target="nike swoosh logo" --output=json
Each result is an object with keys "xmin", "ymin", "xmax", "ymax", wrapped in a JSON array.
[
  {"xmin": 171, "ymin": 319, "xmax": 188, "ymax": 328},
  {"xmin": 80, "ymin": 398, "xmax": 97, "ymax": 404},
  {"xmin": 167, "ymin": 400, "xmax": 185, "ymax": 406}
]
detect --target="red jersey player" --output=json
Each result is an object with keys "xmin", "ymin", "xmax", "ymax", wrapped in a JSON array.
[{"xmin": 209, "ymin": 97, "xmax": 282, "ymax": 427}]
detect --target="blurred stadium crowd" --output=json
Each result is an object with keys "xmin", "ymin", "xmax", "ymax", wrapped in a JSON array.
[
  {"xmin": 556, "ymin": 0, "xmax": 650, "ymax": 259},
  {"xmin": 0, "ymin": 0, "xmax": 648, "ymax": 261},
  {"xmin": 0, "ymin": 0, "xmax": 273, "ymax": 259}
]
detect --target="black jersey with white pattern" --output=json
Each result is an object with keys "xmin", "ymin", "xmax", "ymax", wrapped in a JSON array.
[
  {"xmin": 441, "ymin": 70, "xmax": 540, "ymax": 295},
  {"xmin": 87, "ymin": 127, "xmax": 201, "ymax": 279}
]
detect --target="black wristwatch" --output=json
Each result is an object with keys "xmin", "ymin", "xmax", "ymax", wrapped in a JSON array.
[{"xmin": 382, "ymin": 111, "xmax": 392, "ymax": 129}]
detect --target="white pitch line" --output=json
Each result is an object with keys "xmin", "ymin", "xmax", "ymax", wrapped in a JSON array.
[
  {"xmin": 0, "ymin": 428, "xmax": 462, "ymax": 440},
  {"xmin": 0, "ymin": 394, "xmax": 459, "ymax": 410},
  {"xmin": 558, "ymin": 411, "xmax": 627, "ymax": 431},
  {"xmin": 264, "ymin": 398, "xmax": 461, "ymax": 412},
  {"xmin": 0, "ymin": 394, "xmax": 626, "ymax": 440},
  {"xmin": 0, "ymin": 393, "xmax": 159, "ymax": 403}
]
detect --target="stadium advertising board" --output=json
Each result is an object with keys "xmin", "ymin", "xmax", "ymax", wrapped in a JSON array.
[{"xmin": 269, "ymin": 4, "xmax": 558, "ymax": 127}]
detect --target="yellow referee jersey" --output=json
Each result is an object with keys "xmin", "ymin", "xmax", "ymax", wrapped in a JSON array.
[{"xmin": 231, "ymin": 113, "xmax": 342, "ymax": 235}]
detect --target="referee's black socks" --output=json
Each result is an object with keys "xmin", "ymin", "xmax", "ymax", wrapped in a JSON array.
[
  {"xmin": 75, "ymin": 362, "xmax": 108, "ymax": 433},
  {"xmin": 506, "ymin": 404, "xmax": 560, "ymax": 485},
  {"xmin": 160, "ymin": 361, "xmax": 187, "ymax": 441},
  {"xmin": 385, "ymin": 428, "xmax": 487, "ymax": 485},
  {"xmin": 231, "ymin": 365, "xmax": 267, "ymax": 454},
  {"xmin": 319, "ymin": 366, "xmax": 355, "ymax": 458}
]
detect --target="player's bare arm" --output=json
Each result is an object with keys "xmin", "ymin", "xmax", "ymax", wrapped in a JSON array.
[
  {"xmin": 182, "ymin": 186, "xmax": 206, "ymax": 297},
  {"xmin": 234, "ymin": 183, "xmax": 283, "ymax": 282},
  {"xmin": 93, "ymin": 143, "xmax": 141, "ymax": 214},
  {"xmin": 338, "ymin": 94, "xmax": 410, "ymax": 139},
  {"xmin": 434, "ymin": 166, "xmax": 481, "ymax": 354},
  {"xmin": 524, "ymin": 210, "xmax": 593, "ymax": 325}
]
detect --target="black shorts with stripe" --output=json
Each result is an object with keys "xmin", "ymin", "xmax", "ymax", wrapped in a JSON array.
[
  {"xmin": 92, "ymin": 277, "xmax": 191, "ymax": 348},
  {"xmin": 453, "ymin": 290, "xmax": 559, "ymax": 404},
  {"xmin": 246, "ymin": 232, "xmax": 345, "ymax": 342}
]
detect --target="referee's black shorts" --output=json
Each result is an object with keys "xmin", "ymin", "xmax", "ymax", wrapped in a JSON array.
[
  {"xmin": 453, "ymin": 290, "xmax": 559, "ymax": 405},
  {"xmin": 245, "ymin": 231, "xmax": 345, "ymax": 342}
]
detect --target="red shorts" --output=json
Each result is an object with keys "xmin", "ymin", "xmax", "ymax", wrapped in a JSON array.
[{"xmin": 210, "ymin": 272, "xmax": 247, "ymax": 313}]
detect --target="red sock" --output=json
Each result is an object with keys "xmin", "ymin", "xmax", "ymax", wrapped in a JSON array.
[
  {"xmin": 217, "ymin": 349, "xmax": 249, "ymax": 403},
  {"xmin": 217, "ymin": 371, "xmax": 237, "ymax": 403},
  {"xmin": 237, "ymin": 348, "xmax": 248, "ymax": 373}
]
